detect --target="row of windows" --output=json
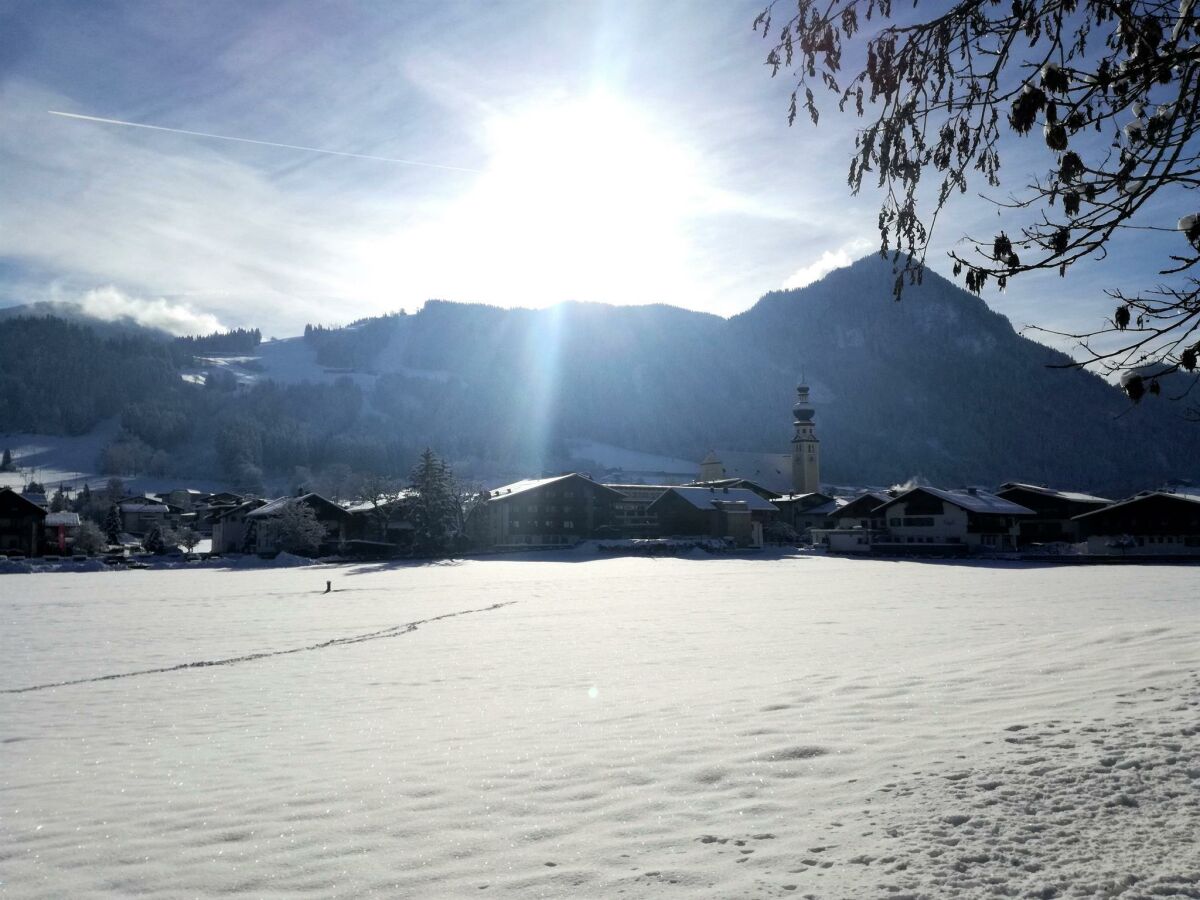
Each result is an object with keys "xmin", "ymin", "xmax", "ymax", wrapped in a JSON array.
[
  {"xmin": 510, "ymin": 520, "xmax": 576, "ymax": 530},
  {"xmin": 889, "ymin": 516, "xmax": 936, "ymax": 527}
]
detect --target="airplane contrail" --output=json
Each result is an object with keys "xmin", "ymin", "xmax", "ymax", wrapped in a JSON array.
[{"xmin": 47, "ymin": 109, "xmax": 482, "ymax": 173}]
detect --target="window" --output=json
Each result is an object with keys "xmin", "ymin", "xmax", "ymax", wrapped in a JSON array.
[
  {"xmin": 563, "ymin": 520, "xmax": 574, "ymax": 529},
  {"xmin": 890, "ymin": 517, "xmax": 901, "ymax": 527},
  {"xmin": 511, "ymin": 520, "xmax": 520, "ymax": 529}
]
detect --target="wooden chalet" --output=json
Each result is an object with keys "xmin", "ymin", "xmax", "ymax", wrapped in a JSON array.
[{"xmin": 0, "ymin": 487, "xmax": 47, "ymax": 557}]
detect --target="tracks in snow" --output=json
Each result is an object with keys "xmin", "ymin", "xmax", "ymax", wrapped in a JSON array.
[{"xmin": 2, "ymin": 601, "xmax": 517, "ymax": 695}]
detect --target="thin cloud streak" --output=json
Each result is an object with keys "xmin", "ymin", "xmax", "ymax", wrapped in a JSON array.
[{"xmin": 47, "ymin": 110, "xmax": 483, "ymax": 173}]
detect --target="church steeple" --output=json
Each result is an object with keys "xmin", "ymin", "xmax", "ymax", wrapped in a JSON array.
[{"xmin": 790, "ymin": 381, "xmax": 820, "ymax": 493}]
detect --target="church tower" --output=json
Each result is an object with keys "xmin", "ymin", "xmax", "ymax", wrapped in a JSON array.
[
  {"xmin": 698, "ymin": 450, "xmax": 725, "ymax": 483},
  {"xmin": 790, "ymin": 382, "xmax": 820, "ymax": 494}
]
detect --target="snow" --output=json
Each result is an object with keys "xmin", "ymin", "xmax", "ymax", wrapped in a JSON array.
[
  {"xmin": 486, "ymin": 474, "xmax": 621, "ymax": 501},
  {"xmin": 2, "ymin": 556, "xmax": 1198, "ymax": 897},
  {"xmin": 566, "ymin": 439, "xmax": 697, "ymax": 479},
  {"xmin": 883, "ymin": 486, "xmax": 1036, "ymax": 516},
  {"xmin": 656, "ymin": 485, "xmax": 780, "ymax": 512},
  {"xmin": 0, "ymin": 420, "xmax": 121, "ymax": 492},
  {"xmin": 999, "ymin": 482, "xmax": 1113, "ymax": 505}
]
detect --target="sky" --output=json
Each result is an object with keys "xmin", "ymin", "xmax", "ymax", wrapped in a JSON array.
[{"xmin": 0, "ymin": 0, "xmax": 1163, "ymax": 349}]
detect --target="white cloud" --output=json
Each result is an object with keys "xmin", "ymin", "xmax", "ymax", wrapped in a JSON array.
[
  {"xmin": 782, "ymin": 238, "xmax": 875, "ymax": 290},
  {"xmin": 76, "ymin": 286, "xmax": 225, "ymax": 336}
]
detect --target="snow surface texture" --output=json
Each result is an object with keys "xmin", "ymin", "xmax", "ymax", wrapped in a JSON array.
[{"xmin": 2, "ymin": 556, "xmax": 1197, "ymax": 898}]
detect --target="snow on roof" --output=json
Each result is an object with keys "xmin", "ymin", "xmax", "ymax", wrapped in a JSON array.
[
  {"xmin": 248, "ymin": 493, "xmax": 351, "ymax": 520},
  {"xmin": 247, "ymin": 495, "xmax": 307, "ymax": 518},
  {"xmin": 487, "ymin": 474, "xmax": 622, "ymax": 502},
  {"xmin": 832, "ymin": 491, "xmax": 892, "ymax": 515},
  {"xmin": 44, "ymin": 512, "xmax": 80, "ymax": 527},
  {"xmin": 801, "ymin": 498, "xmax": 849, "ymax": 516},
  {"xmin": 1072, "ymin": 490, "xmax": 1200, "ymax": 519},
  {"xmin": 119, "ymin": 503, "xmax": 170, "ymax": 513},
  {"xmin": 999, "ymin": 482, "xmax": 1112, "ymax": 504},
  {"xmin": 341, "ymin": 491, "xmax": 416, "ymax": 514},
  {"xmin": 881, "ymin": 486, "xmax": 1035, "ymax": 516},
  {"xmin": 655, "ymin": 486, "xmax": 779, "ymax": 513}
]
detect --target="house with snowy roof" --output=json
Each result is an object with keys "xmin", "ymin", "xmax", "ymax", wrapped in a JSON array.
[
  {"xmin": 602, "ymin": 484, "xmax": 672, "ymax": 538},
  {"xmin": 771, "ymin": 491, "xmax": 844, "ymax": 535},
  {"xmin": 470, "ymin": 473, "xmax": 623, "ymax": 548},
  {"xmin": 43, "ymin": 511, "xmax": 81, "ymax": 555},
  {"xmin": 870, "ymin": 486, "xmax": 1035, "ymax": 553},
  {"xmin": 646, "ymin": 485, "xmax": 778, "ymax": 545},
  {"xmin": 116, "ymin": 497, "xmax": 172, "ymax": 536},
  {"xmin": 1072, "ymin": 491, "xmax": 1200, "ymax": 556},
  {"xmin": 0, "ymin": 487, "xmax": 47, "ymax": 557},
  {"xmin": 210, "ymin": 498, "xmax": 267, "ymax": 554},
  {"xmin": 995, "ymin": 482, "xmax": 1112, "ymax": 545},
  {"xmin": 808, "ymin": 491, "xmax": 894, "ymax": 553},
  {"xmin": 245, "ymin": 493, "xmax": 352, "ymax": 556}
]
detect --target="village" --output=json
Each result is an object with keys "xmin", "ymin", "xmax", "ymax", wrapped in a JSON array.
[{"xmin": 2, "ymin": 383, "xmax": 1197, "ymax": 566}]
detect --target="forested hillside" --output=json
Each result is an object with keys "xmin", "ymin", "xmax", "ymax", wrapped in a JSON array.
[{"xmin": 1, "ymin": 256, "xmax": 1196, "ymax": 494}]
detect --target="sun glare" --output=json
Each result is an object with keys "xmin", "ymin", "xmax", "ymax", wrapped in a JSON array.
[{"xmin": 360, "ymin": 93, "xmax": 710, "ymax": 309}]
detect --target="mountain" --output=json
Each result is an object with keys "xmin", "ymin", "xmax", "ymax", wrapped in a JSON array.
[
  {"xmin": 1, "ymin": 255, "xmax": 1196, "ymax": 495},
  {"xmin": 0, "ymin": 301, "xmax": 172, "ymax": 340},
  {"xmin": 293, "ymin": 255, "xmax": 1197, "ymax": 493}
]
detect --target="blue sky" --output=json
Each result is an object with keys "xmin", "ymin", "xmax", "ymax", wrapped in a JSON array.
[{"xmin": 0, "ymin": 0, "xmax": 1151, "ymax": 348}]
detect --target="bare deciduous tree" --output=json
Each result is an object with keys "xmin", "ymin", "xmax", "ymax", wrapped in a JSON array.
[{"xmin": 757, "ymin": 0, "xmax": 1200, "ymax": 403}]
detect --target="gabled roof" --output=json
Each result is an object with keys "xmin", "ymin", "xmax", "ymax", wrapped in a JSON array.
[
  {"xmin": 773, "ymin": 491, "xmax": 835, "ymax": 509},
  {"xmin": 800, "ymin": 497, "xmax": 848, "ymax": 516},
  {"xmin": 0, "ymin": 487, "xmax": 47, "ymax": 517},
  {"xmin": 118, "ymin": 502, "xmax": 170, "ymax": 513},
  {"xmin": 876, "ymin": 486, "xmax": 1035, "ymax": 516},
  {"xmin": 648, "ymin": 486, "xmax": 779, "ymax": 513},
  {"xmin": 832, "ymin": 491, "xmax": 892, "ymax": 517},
  {"xmin": 1072, "ymin": 490, "xmax": 1200, "ymax": 520},
  {"xmin": 997, "ymin": 482, "xmax": 1112, "ymax": 505},
  {"xmin": 486, "ymin": 473, "xmax": 624, "ymax": 502},
  {"xmin": 687, "ymin": 478, "xmax": 781, "ymax": 500},
  {"xmin": 246, "ymin": 493, "xmax": 352, "ymax": 520},
  {"xmin": 212, "ymin": 498, "xmax": 266, "ymax": 520},
  {"xmin": 45, "ymin": 511, "xmax": 81, "ymax": 527},
  {"xmin": 342, "ymin": 490, "xmax": 416, "ymax": 514}
]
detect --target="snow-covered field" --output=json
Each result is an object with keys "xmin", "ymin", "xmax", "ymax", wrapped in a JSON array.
[{"xmin": 2, "ymin": 555, "xmax": 1197, "ymax": 898}]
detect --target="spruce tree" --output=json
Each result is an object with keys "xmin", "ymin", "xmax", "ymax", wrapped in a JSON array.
[
  {"xmin": 103, "ymin": 505, "xmax": 122, "ymax": 545},
  {"xmin": 0, "ymin": 448, "xmax": 12, "ymax": 471},
  {"xmin": 408, "ymin": 448, "xmax": 457, "ymax": 557}
]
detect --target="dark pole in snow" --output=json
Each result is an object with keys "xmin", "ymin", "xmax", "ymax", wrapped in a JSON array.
[{"xmin": 324, "ymin": 580, "xmax": 331, "ymax": 593}]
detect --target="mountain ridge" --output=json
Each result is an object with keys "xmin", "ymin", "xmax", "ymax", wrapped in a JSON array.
[{"xmin": 1, "ymin": 256, "xmax": 1196, "ymax": 495}]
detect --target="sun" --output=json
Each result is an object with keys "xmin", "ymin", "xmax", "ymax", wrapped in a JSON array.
[
  {"xmin": 360, "ymin": 92, "xmax": 712, "ymax": 310},
  {"xmin": 473, "ymin": 92, "xmax": 706, "ymax": 298}
]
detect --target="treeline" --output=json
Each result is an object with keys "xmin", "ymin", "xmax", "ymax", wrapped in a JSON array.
[
  {"xmin": 174, "ymin": 328, "xmax": 262, "ymax": 356},
  {"xmin": 303, "ymin": 313, "xmax": 404, "ymax": 369},
  {"xmin": 0, "ymin": 317, "xmax": 180, "ymax": 435}
]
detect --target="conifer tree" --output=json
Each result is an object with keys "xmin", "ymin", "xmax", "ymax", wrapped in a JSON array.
[
  {"xmin": 103, "ymin": 504, "xmax": 122, "ymax": 545},
  {"xmin": 0, "ymin": 448, "xmax": 12, "ymax": 471},
  {"xmin": 408, "ymin": 448, "xmax": 458, "ymax": 557}
]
